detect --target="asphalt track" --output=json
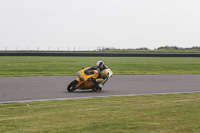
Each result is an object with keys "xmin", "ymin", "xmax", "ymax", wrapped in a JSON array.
[{"xmin": 0, "ymin": 75, "xmax": 200, "ymax": 104}]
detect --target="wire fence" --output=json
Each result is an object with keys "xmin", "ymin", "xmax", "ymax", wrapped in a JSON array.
[{"xmin": 1, "ymin": 46, "xmax": 108, "ymax": 51}]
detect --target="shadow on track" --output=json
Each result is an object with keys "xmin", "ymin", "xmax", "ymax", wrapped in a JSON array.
[{"xmin": 66, "ymin": 90, "xmax": 108, "ymax": 93}]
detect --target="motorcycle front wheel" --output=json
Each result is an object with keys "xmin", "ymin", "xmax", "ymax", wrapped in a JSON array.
[{"xmin": 67, "ymin": 80, "xmax": 78, "ymax": 92}]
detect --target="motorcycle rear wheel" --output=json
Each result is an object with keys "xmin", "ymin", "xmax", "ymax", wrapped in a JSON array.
[
  {"xmin": 92, "ymin": 86, "xmax": 102, "ymax": 92},
  {"xmin": 67, "ymin": 80, "xmax": 78, "ymax": 92}
]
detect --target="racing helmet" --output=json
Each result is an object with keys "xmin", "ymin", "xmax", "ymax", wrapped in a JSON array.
[{"xmin": 96, "ymin": 60, "xmax": 105, "ymax": 70}]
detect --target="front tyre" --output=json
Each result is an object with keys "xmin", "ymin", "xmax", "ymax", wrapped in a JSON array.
[{"xmin": 67, "ymin": 80, "xmax": 78, "ymax": 92}]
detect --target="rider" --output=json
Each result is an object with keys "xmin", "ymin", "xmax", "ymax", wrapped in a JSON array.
[
  {"xmin": 83, "ymin": 60, "xmax": 108, "ymax": 85},
  {"xmin": 90, "ymin": 60, "xmax": 109, "ymax": 89}
]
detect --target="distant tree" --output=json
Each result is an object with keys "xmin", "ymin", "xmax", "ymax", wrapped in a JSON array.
[
  {"xmin": 157, "ymin": 45, "xmax": 200, "ymax": 50},
  {"xmin": 136, "ymin": 47, "xmax": 150, "ymax": 50},
  {"xmin": 157, "ymin": 46, "xmax": 180, "ymax": 50}
]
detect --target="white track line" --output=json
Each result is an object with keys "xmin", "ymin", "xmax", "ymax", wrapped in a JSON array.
[{"xmin": 1, "ymin": 91, "xmax": 200, "ymax": 104}]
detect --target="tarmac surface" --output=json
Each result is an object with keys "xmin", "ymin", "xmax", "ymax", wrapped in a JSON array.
[{"xmin": 0, "ymin": 75, "xmax": 200, "ymax": 104}]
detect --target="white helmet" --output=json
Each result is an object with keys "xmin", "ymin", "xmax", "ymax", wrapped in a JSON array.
[{"xmin": 96, "ymin": 60, "xmax": 105, "ymax": 70}]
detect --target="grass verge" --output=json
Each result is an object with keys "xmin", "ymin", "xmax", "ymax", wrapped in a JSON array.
[
  {"xmin": 0, "ymin": 56, "xmax": 200, "ymax": 77},
  {"xmin": 0, "ymin": 93, "xmax": 200, "ymax": 132}
]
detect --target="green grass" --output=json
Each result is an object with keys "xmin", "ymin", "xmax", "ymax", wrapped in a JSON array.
[
  {"xmin": 0, "ymin": 93, "xmax": 200, "ymax": 132},
  {"xmin": 0, "ymin": 56, "xmax": 200, "ymax": 77}
]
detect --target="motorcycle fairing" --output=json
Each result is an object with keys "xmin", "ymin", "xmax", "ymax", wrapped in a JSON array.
[{"xmin": 75, "ymin": 67, "xmax": 100, "ymax": 89}]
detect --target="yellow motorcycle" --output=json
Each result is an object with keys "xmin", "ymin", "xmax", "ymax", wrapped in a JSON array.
[{"xmin": 67, "ymin": 67, "xmax": 113, "ymax": 92}]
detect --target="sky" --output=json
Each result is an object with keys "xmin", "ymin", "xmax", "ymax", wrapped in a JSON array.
[{"xmin": 0, "ymin": 0, "xmax": 200, "ymax": 51}]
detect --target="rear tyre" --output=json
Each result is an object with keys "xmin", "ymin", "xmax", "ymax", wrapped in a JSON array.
[
  {"xmin": 67, "ymin": 80, "xmax": 78, "ymax": 92},
  {"xmin": 92, "ymin": 86, "xmax": 102, "ymax": 92},
  {"xmin": 98, "ymin": 87, "xmax": 102, "ymax": 91}
]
